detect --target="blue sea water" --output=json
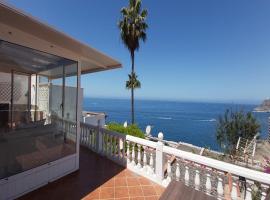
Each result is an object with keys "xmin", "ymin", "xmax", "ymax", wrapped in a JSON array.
[{"xmin": 83, "ymin": 98, "xmax": 269, "ymax": 151}]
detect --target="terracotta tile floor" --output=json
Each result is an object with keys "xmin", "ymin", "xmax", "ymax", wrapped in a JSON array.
[{"xmin": 19, "ymin": 147, "xmax": 165, "ymax": 200}]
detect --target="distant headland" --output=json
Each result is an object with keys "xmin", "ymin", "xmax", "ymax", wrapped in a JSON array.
[{"xmin": 254, "ymin": 99, "xmax": 270, "ymax": 112}]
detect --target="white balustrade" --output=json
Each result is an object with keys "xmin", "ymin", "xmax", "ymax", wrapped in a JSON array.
[{"xmin": 79, "ymin": 123, "xmax": 270, "ymax": 199}]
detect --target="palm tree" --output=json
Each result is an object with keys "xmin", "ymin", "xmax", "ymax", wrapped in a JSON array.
[
  {"xmin": 118, "ymin": 0, "xmax": 148, "ymax": 124},
  {"xmin": 126, "ymin": 72, "xmax": 141, "ymax": 90}
]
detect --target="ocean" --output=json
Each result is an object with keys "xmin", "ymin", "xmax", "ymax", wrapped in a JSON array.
[{"xmin": 83, "ymin": 98, "xmax": 269, "ymax": 151}]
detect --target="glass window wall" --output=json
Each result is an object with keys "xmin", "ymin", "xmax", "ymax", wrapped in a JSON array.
[{"xmin": 0, "ymin": 40, "xmax": 78, "ymax": 179}]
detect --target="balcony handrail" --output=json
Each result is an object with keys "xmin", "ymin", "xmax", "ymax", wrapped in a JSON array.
[
  {"xmin": 126, "ymin": 135, "xmax": 157, "ymax": 149},
  {"xmin": 80, "ymin": 122, "xmax": 97, "ymax": 130},
  {"xmin": 164, "ymin": 144, "xmax": 270, "ymax": 185},
  {"xmin": 100, "ymin": 127, "xmax": 126, "ymax": 139}
]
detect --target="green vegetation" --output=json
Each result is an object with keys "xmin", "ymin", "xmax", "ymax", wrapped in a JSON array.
[
  {"xmin": 118, "ymin": 0, "xmax": 148, "ymax": 124},
  {"xmin": 216, "ymin": 109, "xmax": 260, "ymax": 155},
  {"xmin": 107, "ymin": 122, "xmax": 145, "ymax": 138}
]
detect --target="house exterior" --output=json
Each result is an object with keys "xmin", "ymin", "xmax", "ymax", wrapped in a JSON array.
[
  {"xmin": 1, "ymin": 2, "xmax": 270, "ymax": 200},
  {"xmin": 0, "ymin": 2, "xmax": 121, "ymax": 199}
]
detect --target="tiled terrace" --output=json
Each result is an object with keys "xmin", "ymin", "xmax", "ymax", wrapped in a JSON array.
[{"xmin": 19, "ymin": 147, "xmax": 165, "ymax": 200}]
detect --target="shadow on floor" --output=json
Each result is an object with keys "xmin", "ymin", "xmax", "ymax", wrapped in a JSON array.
[{"xmin": 18, "ymin": 147, "xmax": 125, "ymax": 200}]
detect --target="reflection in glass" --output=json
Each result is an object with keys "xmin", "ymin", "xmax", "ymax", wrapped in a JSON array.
[{"xmin": 0, "ymin": 40, "xmax": 78, "ymax": 179}]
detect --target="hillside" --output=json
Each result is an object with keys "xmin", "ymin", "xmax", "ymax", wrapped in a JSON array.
[{"xmin": 254, "ymin": 99, "xmax": 270, "ymax": 112}]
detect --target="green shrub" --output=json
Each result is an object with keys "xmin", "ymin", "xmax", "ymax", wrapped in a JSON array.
[
  {"xmin": 107, "ymin": 122, "xmax": 145, "ymax": 138},
  {"xmin": 216, "ymin": 109, "xmax": 260, "ymax": 155}
]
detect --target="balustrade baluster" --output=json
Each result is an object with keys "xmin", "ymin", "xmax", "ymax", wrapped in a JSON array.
[
  {"xmin": 105, "ymin": 133, "xmax": 109, "ymax": 155},
  {"xmin": 194, "ymin": 169, "xmax": 200, "ymax": 190},
  {"xmin": 167, "ymin": 160, "xmax": 172, "ymax": 183},
  {"xmin": 122, "ymin": 138, "xmax": 126, "ymax": 163},
  {"xmin": 230, "ymin": 177, "xmax": 238, "ymax": 200},
  {"xmin": 217, "ymin": 174, "xmax": 224, "ymax": 199},
  {"xmin": 90, "ymin": 129, "xmax": 93, "ymax": 149},
  {"xmin": 176, "ymin": 162, "xmax": 180, "ymax": 181},
  {"xmin": 118, "ymin": 137, "xmax": 121, "ymax": 160},
  {"xmin": 110, "ymin": 135, "xmax": 113, "ymax": 157},
  {"xmin": 143, "ymin": 146, "xmax": 147, "ymax": 171},
  {"xmin": 149, "ymin": 152, "xmax": 154, "ymax": 174},
  {"xmin": 184, "ymin": 165, "xmax": 190, "ymax": 186},
  {"xmin": 101, "ymin": 131, "xmax": 105, "ymax": 155},
  {"xmin": 137, "ymin": 144, "xmax": 142, "ymax": 169},
  {"xmin": 131, "ymin": 143, "xmax": 136, "ymax": 166},
  {"xmin": 205, "ymin": 173, "xmax": 212, "ymax": 195},
  {"xmin": 245, "ymin": 180, "xmax": 253, "ymax": 200},
  {"xmin": 260, "ymin": 184, "xmax": 269, "ymax": 200},
  {"xmin": 126, "ymin": 141, "xmax": 130, "ymax": 163},
  {"xmin": 113, "ymin": 136, "xmax": 117, "ymax": 158},
  {"xmin": 80, "ymin": 126, "xmax": 83, "ymax": 144},
  {"xmin": 86, "ymin": 127, "xmax": 89, "ymax": 147},
  {"xmin": 83, "ymin": 126, "xmax": 86, "ymax": 145}
]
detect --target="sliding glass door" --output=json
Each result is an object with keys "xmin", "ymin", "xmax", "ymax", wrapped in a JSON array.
[
  {"xmin": 0, "ymin": 40, "xmax": 78, "ymax": 180},
  {"xmin": 11, "ymin": 72, "xmax": 31, "ymax": 128}
]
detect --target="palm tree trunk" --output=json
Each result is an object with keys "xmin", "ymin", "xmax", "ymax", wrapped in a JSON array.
[{"xmin": 131, "ymin": 50, "xmax": 135, "ymax": 124}]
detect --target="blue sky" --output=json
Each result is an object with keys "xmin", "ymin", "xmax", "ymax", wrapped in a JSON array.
[{"xmin": 7, "ymin": 0, "xmax": 270, "ymax": 104}]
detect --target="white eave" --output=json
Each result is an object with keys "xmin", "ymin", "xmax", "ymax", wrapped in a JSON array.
[{"xmin": 0, "ymin": 1, "xmax": 122, "ymax": 75}]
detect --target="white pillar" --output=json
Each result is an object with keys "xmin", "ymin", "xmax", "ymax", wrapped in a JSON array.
[
  {"xmin": 137, "ymin": 144, "xmax": 142, "ymax": 169},
  {"xmin": 131, "ymin": 143, "xmax": 136, "ymax": 166},
  {"xmin": 260, "ymin": 184, "xmax": 269, "ymax": 200},
  {"xmin": 217, "ymin": 176, "xmax": 224, "ymax": 199},
  {"xmin": 148, "ymin": 152, "xmax": 154, "ymax": 175},
  {"xmin": 231, "ymin": 182, "xmax": 238, "ymax": 200},
  {"xmin": 176, "ymin": 162, "xmax": 180, "ymax": 181},
  {"xmin": 194, "ymin": 169, "xmax": 200, "ymax": 190},
  {"xmin": 167, "ymin": 160, "xmax": 172, "ymax": 182},
  {"xmin": 97, "ymin": 119, "xmax": 103, "ymax": 153},
  {"xmin": 126, "ymin": 141, "xmax": 130, "ymax": 164},
  {"xmin": 184, "ymin": 165, "xmax": 190, "ymax": 185},
  {"xmin": 143, "ymin": 146, "xmax": 147, "ymax": 171},
  {"xmin": 155, "ymin": 132, "xmax": 164, "ymax": 182},
  {"xmin": 205, "ymin": 173, "xmax": 212, "ymax": 195}
]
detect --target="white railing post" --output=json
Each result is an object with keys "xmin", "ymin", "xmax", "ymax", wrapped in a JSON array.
[
  {"xmin": 194, "ymin": 169, "xmax": 200, "ymax": 190},
  {"xmin": 131, "ymin": 142, "xmax": 136, "ymax": 166},
  {"xmin": 155, "ymin": 132, "xmax": 164, "ymax": 182},
  {"xmin": 176, "ymin": 162, "xmax": 180, "ymax": 181},
  {"xmin": 260, "ymin": 184, "xmax": 269, "ymax": 200},
  {"xmin": 167, "ymin": 160, "xmax": 172, "ymax": 182},
  {"xmin": 245, "ymin": 180, "xmax": 253, "ymax": 200},
  {"xmin": 217, "ymin": 173, "xmax": 224, "ymax": 199},
  {"xmin": 137, "ymin": 144, "xmax": 142, "ymax": 169},
  {"xmin": 184, "ymin": 165, "xmax": 190, "ymax": 186},
  {"xmin": 231, "ymin": 179, "xmax": 238, "ymax": 200},
  {"xmin": 148, "ymin": 152, "xmax": 154, "ymax": 175},
  {"xmin": 126, "ymin": 141, "xmax": 130, "ymax": 164},
  {"xmin": 96, "ymin": 120, "xmax": 102, "ymax": 153},
  {"xmin": 142, "ymin": 146, "xmax": 147, "ymax": 171},
  {"xmin": 205, "ymin": 170, "xmax": 212, "ymax": 195}
]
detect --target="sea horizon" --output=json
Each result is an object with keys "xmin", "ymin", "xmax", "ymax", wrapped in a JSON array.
[
  {"xmin": 83, "ymin": 96, "xmax": 262, "ymax": 106},
  {"xmin": 83, "ymin": 97, "xmax": 269, "ymax": 151}
]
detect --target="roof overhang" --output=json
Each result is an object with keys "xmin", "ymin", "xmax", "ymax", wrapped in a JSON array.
[{"xmin": 0, "ymin": 1, "xmax": 122, "ymax": 76}]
